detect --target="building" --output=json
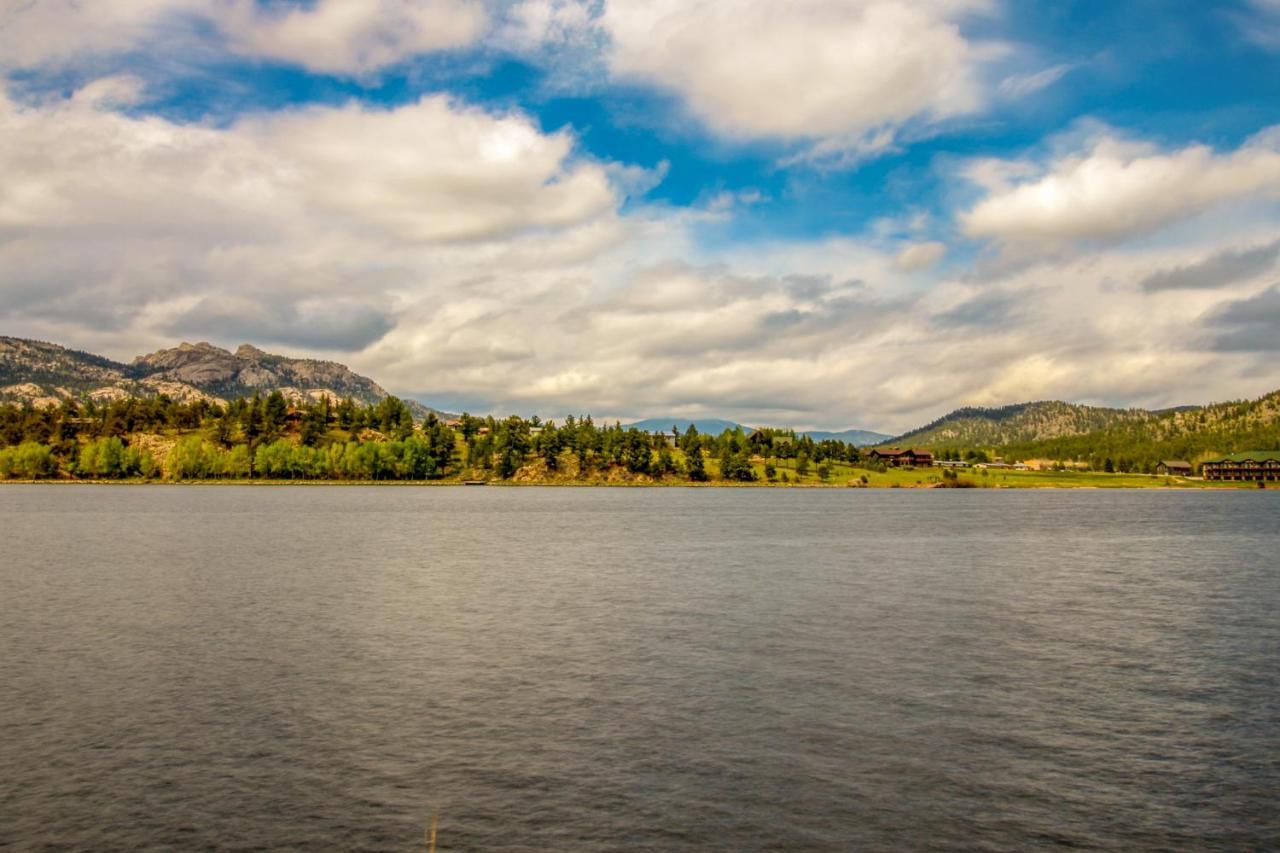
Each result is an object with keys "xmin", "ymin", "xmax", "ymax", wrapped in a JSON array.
[
  {"xmin": 1155, "ymin": 460, "xmax": 1193, "ymax": 476},
  {"xmin": 867, "ymin": 448, "xmax": 934, "ymax": 467},
  {"xmin": 1201, "ymin": 452, "xmax": 1280, "ymax": 481}
]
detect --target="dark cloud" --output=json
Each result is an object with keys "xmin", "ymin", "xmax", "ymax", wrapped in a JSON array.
[
  {"xmin": 165, "ymin": 298, "xmax": 395, "ymax": 352},
  {"xmin": 1141, "ymin": 240, "xmax": 1280, "ymax": 292},
  {"xmin": 932, "ymin": 291, "xmax": 1021, "ymax": 328},
  {"xmin": 1203, "ymin": 284, "xmax": 1280, "ymax": 352}
]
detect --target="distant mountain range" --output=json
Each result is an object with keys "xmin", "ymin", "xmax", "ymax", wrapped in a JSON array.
[
  {"xmin": 624, "ymin": 417, "xmax": 749, "ymax": 436},
  {"xmin": 803, "ymin": 428, "xmax": 896, "ymax": 446},
  {"xmin": 0, "ymin": 337, "xmax": 452, "ymax": 420}
]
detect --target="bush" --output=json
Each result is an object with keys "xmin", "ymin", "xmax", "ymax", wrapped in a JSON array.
[
  {"xmin": 76, "ymin": 436, "xmax": 156, "ymax": 478},
  {"xmin": 0, "ymin": 441, "xmax": 58, "ymax": 479}
]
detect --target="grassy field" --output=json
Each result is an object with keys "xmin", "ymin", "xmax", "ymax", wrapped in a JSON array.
[{"xmin": 749, "ymin": 458, "xmax": 1248, "ymax": 489}]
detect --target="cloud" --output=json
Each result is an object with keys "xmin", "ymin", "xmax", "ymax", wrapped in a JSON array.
[
  {"xmin": 961, "ymin": 125, "xmax": 1280, "ymax": 246},
  {"xmin": 218, "ymin": 0, "xmax": 487, "ymax": 74},
  {"xmin": 1203, "ymin": 284, "xmax": 1280, "ymax": 352},
  {"xmin": 0, "ymin": 81, "xmax": 624, "ymax": 354},
  {"xmin": 894, "ymin": 241, "xmax": 947, "ymax": 272},
  {"xmin": 599, "ymin": 0, "xmax": 1000, "ymax": 144},
  {"xmin": 1237, "ymin": 0, "xmax": 1280, "ymax": 49},
  {"xmin": 0, "ymin": 0, "xmax": 199, "ymax": 70},
  {"xmin": 165, "ymin": 297, "xmax": 397, "ymax": 352},
  {"xmin": 0, "ymin": 0, "xmax": 485, "ymax": 76},
  {"xmin": 0, "ymin": 86, "xmax": 616, "ymax": 243},
  {"xmin": 1140, "ymin": 239, "xmax": 1280, "ymax": 291},
  {"xmin": 997, "ymin": 63, "xmax": 1075, "ymax": 99}
]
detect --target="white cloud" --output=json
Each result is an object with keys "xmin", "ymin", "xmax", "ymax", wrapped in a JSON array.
[
  {"xmin": 499, "ymin": 0, "xmax": 598, "ymax": 52},
  {"xmin": 0, "ymin": 0, "xmax": 486, "ymax": 76},
  {"xmin": 895, "ymin": 241, "xmax": 947, "ymax": 272},
  {"xmin": 997, "ymin": 63, "xmax": 1075, "ymax": 99},
  {"xmin": 218, "ymin": 0, "xmax": 487, "ymax": 74},
  {"xmin": 600, "ymin": 0, "xmax": 1000, "ymax": 142},
  {"xmin": 0, "ymin": 86, "xmax": 615, "ymax": 243},
  {"xmin": 0, "ymin": 0, "xmax": 201, "ymax": 69},
  {"xmin": 961, "ymin": 126, "xmax": 1280, "ymax": 246}
]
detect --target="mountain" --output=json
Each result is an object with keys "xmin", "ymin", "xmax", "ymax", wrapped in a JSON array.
[
  {"xmin": 0, "ymin": 336, "xmax": 451, "ymax": 419},
  {"xmin": 802, "ymin": 428, "xmax": 894, "ymax": 446},
  {"xmin": 624, "ymin": 417, "xmax": 749, "ymax": 435}
]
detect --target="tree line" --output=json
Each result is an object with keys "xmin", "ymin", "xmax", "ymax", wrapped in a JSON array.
[{"xmin": 0, "ymin": 394, "xmax": 871, "ymax": 482}]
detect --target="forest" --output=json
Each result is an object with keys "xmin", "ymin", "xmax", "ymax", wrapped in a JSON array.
[{"xmin": 0, "ymin": 392, "xmax": 863, "ymax": 483}]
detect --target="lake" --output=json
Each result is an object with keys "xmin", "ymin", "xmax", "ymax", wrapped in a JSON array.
[{"xmin": 2, "ymin": 486, "xmax": 1278, "ymax": 850}]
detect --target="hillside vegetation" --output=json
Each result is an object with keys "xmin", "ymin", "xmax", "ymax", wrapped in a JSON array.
[{"xmin": 894, "ymin": 392, "xmax": 1280, "ymax": 472}]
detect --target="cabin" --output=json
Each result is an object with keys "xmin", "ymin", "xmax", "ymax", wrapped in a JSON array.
[
  {"xmin": 651, "ymin": 431, "xmax": 677, "ymax": 447},
  {"xmin": 867, "ymin": 448, "xmax": 934, "ymax": 468},
  {"xmin": 1201, "ymin": 452, "xmax": 1280, "ymax": 481},
  {"xmin": 1155, "ymin": 460, "xmax": 1193, "ymax": 476}
]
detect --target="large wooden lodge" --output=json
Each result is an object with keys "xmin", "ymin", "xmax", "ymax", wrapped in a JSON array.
[
  {"xmin": 1201, "ymin": 451, "xmax": 1280, "ymax": 481},
  {"xmin": 867, "ymin": 448, "xmax": 934, "ymax": 468}
]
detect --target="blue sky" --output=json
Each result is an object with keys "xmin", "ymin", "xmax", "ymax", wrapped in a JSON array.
[{"xmin": 2, "ymin": 1, "xmax": 1279, "ymax": 431}]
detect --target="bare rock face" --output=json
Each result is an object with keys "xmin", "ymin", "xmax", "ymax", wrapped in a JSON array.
[
  {"xmin": 1, "ymin": 335, "xmax": 449, "ymax": 419},
  {"xmin": 130, "ymin": 341, "xmax": 391, "ymax": 404},
  {"xmin": 132, "ymin": 342, "xmax": 241, "ymax": 386}
]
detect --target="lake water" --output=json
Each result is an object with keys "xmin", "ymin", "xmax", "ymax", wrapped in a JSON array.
[{"xmin": 2, "ymin": 486, "xmax": 1278, "ymax": 851}]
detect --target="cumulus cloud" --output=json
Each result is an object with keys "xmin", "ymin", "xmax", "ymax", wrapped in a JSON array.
[
  {"xmin": 0, "ymin": 86, "xmax": 616, "ymax": 243},
  {"xmin": 600, "ymin": 0, "xmax": 999, "ymax": 143},
  {"xmin": 0, "ymin": 82, "xmax": 623, "ymax": 354},
  {"xmin": 960, "ymin": 126, "xmax": 1280, "ymax": 246}
]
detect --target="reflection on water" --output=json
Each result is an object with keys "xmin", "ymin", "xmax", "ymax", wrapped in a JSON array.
[{"xmin": 2, "ymin": 486, "xmax": 1278, "ymax": 850}]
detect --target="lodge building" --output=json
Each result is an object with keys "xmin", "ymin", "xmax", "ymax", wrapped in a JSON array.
[
  {"xmin": 1155, "ymin": 460, "xmax": 1193, "ymax": 476},
  {"xmin": 867, "ymin": 448, "xmax": 934, "ymax": 468},
  {"xmin": 1201, "ymin": 452, "xmax": 1280, "ymax": 481}
]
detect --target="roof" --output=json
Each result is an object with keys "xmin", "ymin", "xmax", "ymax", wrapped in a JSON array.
[
  {"xmin": 1202, "ymin": 451, "xmax": 1280, "ymax": 464},
  {"xmin": 1158, "ymin": 460, "xmax": 1192, "ymax": 468},
  {"xmin": 870, "ymin": 447, "xmax": 931, "ymax": 456}
]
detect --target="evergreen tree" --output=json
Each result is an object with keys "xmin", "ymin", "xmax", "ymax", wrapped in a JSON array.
[{"xmin": 687, "ymin": 444, "xmax": 708, "ymax": 481}]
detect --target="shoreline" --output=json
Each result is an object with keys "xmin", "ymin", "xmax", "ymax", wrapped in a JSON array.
[{"xmin": 0, "ymin": 478, "xmax": 1265, "ymax": 490}]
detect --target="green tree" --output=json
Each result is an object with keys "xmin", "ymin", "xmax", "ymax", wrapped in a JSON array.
[{"xmin": 687, "ymin": 444, "xmax": 708, "ymax": 481}]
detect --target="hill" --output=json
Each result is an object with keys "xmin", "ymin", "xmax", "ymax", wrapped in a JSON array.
[
  {"xmin": 886, "ymin": 392, "xmax": 1280, "ymax": 471},
  {"xmin": 886, "ymin": 400, "xmax": 1154, "ymax": 447},
  {"xmin": 0, "ymin": 336, "xmax": 451, "ymax": 419}
]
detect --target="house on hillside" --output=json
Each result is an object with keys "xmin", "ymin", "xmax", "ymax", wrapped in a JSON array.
[
  {"xmin": 1155, "ymin": 460, "xmax": 1193, "ymax": 476},
  {"xmin": 867, "ymin": 448, "xmax": 934, "ymax": 467},
  {"xmin": 1201, "ymin": 452, "xmax": 1280, "ymax": 481}
]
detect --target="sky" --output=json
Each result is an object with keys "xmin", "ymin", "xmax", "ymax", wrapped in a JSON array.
[{"xmin": 1, "ymin": 1, "xmax": 1279, "ymax": 432}]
